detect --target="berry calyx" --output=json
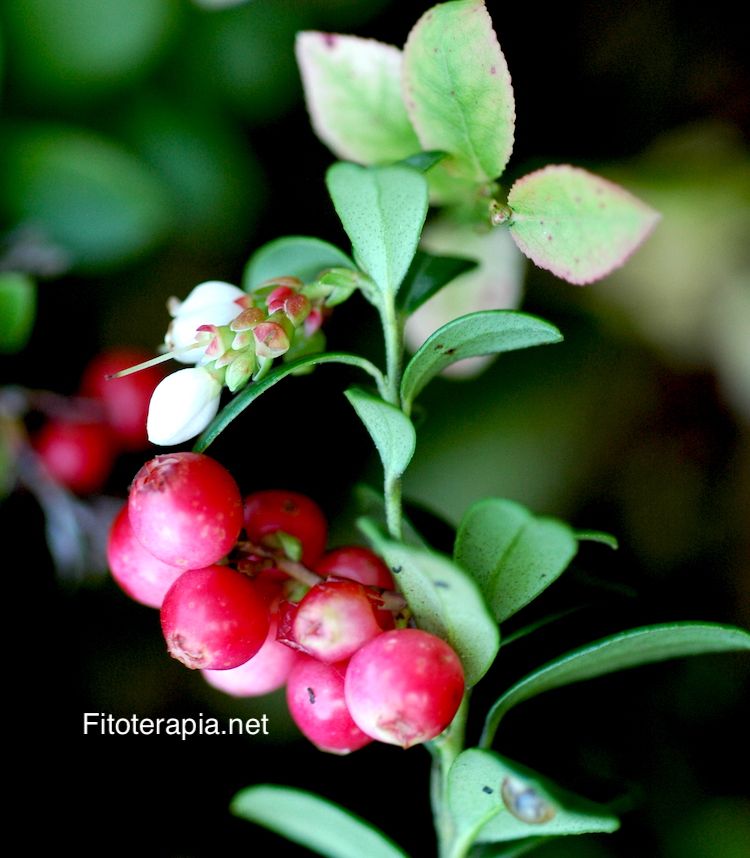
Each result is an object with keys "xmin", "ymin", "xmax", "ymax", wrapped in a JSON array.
[
  {"xmin": 291, "ymin": 579, "xmax": 383, "ymax": 663},
  {"xmin": 161, "ymin": 565, "xmax": 270, "ymax": 670},
  {"xmin": 128, "ymin": 452, "xmax": 242, "ymax": 568},
  {"xmin": 107, "ymin": 504, "xmax": 183, "ymax": 608},
  {"xmin": 33, "ymin": 418, "xmax": 114, "ymax": 495},
  {"xmin": 286, "ymin": 656, "xmax": 372, "ymax": 755},
  {"xmin": 243, "ymin": 490, "xmax": 327, "ymax": 565},
  {"xmin": 344, "ymin": 629, "xmax": 465, "ymax": 749}
]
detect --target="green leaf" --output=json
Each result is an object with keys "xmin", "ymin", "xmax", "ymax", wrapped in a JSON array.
[
  {"xmin": 344, "ymin": 388, "xmax": 416, "ymax": 487},
  {"xmin": 359, "ymin": 522, "xmax": 499, "ymax": 686},
  {"xmin": 481, "ymin": 622, "xmax": 750, "ymax": 748},
  {"xmin": 576, "ymin": 529, "xmax": 619, "ymax": 550},
  {"xmin": 403, "ymin": 0, "xmax": 515, "ymax": 183},
  {"xmin": 193, "ymin": 352, "xmax": 385, "ymax": 452},
  {"xmin": 0, "ymin": 122, "xmax": 171, "ymax": 271},
  {"xmin": 454, "ymin": 498, "xmax": 578, "ymax": 623},
  {"xmin": 397, "ymin": 249, "xmax": 478, "ymax": 314},
  {"xmin": 296, "ymin": 32, "xmax": 420, "ymax": 164},
  {"xmin": 399, "ymin": 150, "xmax": 447, "ymax": 172},
  {"xmin": 449, "ymin": 749, "xmax": 618, "ymax": 852},
  {"xmin": 0, "ymin": 273, "xmax": 36, "ymax": 353},
  {"xmin": 401, "ymin": 311, "xmax": 562, "ymax": 409},
  {"xmin": 243, "ymin": 235, "xmax": 353, "ymax": 292},
  {"xmin": 326, "ymin": 162, "xmax": 429, "ymax": 298},
  {"xmin": 508, "ymin": 165, "xmax": 660, "ymax": 285},
  {"xmin": 232, "ymin": 785, "xmax": 408, "ymax": 858}
]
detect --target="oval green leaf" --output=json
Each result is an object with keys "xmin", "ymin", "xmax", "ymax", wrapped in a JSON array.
[
  {"xmin": 243, "ymin": 235, "xmax": 353, "ymax": 292},
  {"xmin": 344, "ymin": 387, "xmax": 416, "ymax": 487},
  {"xmin": 448, "ymin": 749, "xmax": 618, "ymax": 851},
  {"xmin": 193, "ymin": 352, "xmax": 385, "ymax": 452},
  {"xmin": 400, "ymin": 311, "xmax": 562, "ymax": 409},
  {"xmin": 360, "ymin": 522, "xmax": 499, "ymax": 687},
  {"xmin": 454, "ymin": 498, "xmax": 578, "ymax": 623},
  {"xmin": 481, "ymin": 622, "xmax": 750, "ymax": 748},
  {"xmin": 232, "ymin": 785, "xmax": 408, "ymax": 858},
  {"xmin": 402, "ymin": 0, "xmax": 515, "ymax": 183},
  {"xmin": 508, "ymin": 165, "xmax": 660, "ymax": 285},
  {"xmin": 326, "ymin": 162, "xmax": 429, "ymax": 298},
  {"xmin": 296, "ymin": 32, "xmax": 420, "ymax": 165},
  {"xmin": 396, "ymin": 249, "xmax": 478, "ymax": 314},
  {"xmin": 0, "ymin": 272, "xmax": 36, "ymax": 353}
]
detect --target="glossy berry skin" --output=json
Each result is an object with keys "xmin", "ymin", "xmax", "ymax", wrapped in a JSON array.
[
  {"xmin": 243, "ymin": 490, "xmax": 327, "ymax": 565},
  {"xmin": 315, "ymin": 546, "xmax": 395, "ymax": 590},
  {"xmin": 292, "ymin": 580, "xmax": 383, "ymax": 663},
  {"xmin": 345, "ymin": 629, "xmax": 465, "ymax": 748},
  {"xmin": 107, "ymin": 504, "xmax": 183, "ymax": 608},
  {"xmin": 202, "ymin": 616, "xmax": 297, "ymax": 696},
  {"xmin": 161, "ymin": 565, "xmax": 270, "ymax": 670},
  {"xmin": 33, "ymin": 419, "xmax": 114, "ymax": 495},
  {"xmin": 286, "ymin": 656, "xmax": 372, "ymax": 755},
  {"xmin": 128, "ymin": 452, "xmax": 242, "ymax": 568},
  {"xmin": 80, "ymin": 347, "xmax": 165, "ymax": 450}
]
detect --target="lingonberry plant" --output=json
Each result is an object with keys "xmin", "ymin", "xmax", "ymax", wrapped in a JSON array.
[{"xmin": 106, "ymin": 3, "xmax": 749, "ymax": 856}]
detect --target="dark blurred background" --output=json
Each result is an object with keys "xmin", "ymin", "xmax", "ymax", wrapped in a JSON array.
[{"xmin": 1, "ymin": 1, "xmax": 748, "ymax": 855}]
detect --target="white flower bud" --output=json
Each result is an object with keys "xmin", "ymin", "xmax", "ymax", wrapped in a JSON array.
[
  {"xmin": 165, "ymin": 281, "xmax": 246, "ymax": 364},
  {"xmin": 147, "ymin": 367, "xmax": 222, "ymax": 446}
]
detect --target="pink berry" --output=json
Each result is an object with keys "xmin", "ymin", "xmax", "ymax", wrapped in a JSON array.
[
  {"xmin": 80, "ymin": 347, "xmax": 165, "ymax": 450},
  {"xmin": 286, "ymin": 656, "xmax": 372, "ymax": 754},
  {"xmin": 33, "ymin": 418, "xmax": 115, "ymax": 495},
  {"xmin": 202, "ymin": 616, "xmax": 297, "ymax": 696},
  {"xmin": 161, "ymin": 565, "xmax": 270, "ymax": 670},
  {"xmin": 243, "ymin": 490, "xmax": 327, "ymax": 565},
  {"xmin": 292, "ymin": 580, "xmax": 383, "ymax": 663},
  {"xmin": 107, "ymin": 504, "xmax": 183, "ymax": 608},
  {"xmin": 128, "ymin": 452, "xmax": 242, "ymax": 568},
  {"xmin": 345, "ymin": 629, "xmax": 465, "ymax": 748},
  {"xmin": 315, "ymin": 546, "xmax": 395, "ymax": 590}
]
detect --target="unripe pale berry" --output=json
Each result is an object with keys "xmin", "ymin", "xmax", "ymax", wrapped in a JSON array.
[
  {"xmin": 292, "ymin": 580, "xmax": 383, "ymax": 663},
  {"xmin": 202, "ymin": 616, "xmax": 297, "ymax": 696},
  {"xmin": 33, "ymin": 418, "xmax": 115, "ymax": 495},
  {"xmin": 315, "ymin": 546, "xmax": 395, "ymax": 590},
  {"xmin": 286, "ymin": 656, "xmax": 372, "ymax": 755},
  {"xmin": 80, "ymin": 347, "xmax": 165, "ymax": 450},
  {"xmin": 161, "ymin": 565, "xmax": 270, "ymax": 670},
  {"xmin": 243, "ymin": 490, "xmax": 327, "ymax": 565},
  {"xmin": 107, "ymin": 504, "xmax": 183, "ymax": 608},
  {"xmin": 128, "ymin": 452, "xmax": 242, "ymax": 568},
  {"xmin": 345, "ymin": 629, "xmax": 465, "ymax": 748}
]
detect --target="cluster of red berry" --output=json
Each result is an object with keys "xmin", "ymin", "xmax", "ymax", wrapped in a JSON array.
[
  {"xmin": 108, "ymin": 451, "xmax": 465, "ymax": 753},
  {"xmin": 32, "ymin": 348, "xmax": 164, "ymax": 494}
]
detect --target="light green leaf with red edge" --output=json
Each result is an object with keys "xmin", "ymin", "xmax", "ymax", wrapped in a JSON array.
[
  {"xmin": 402, "ymin": 0, "xmax": 515, "ymax": 184},
  {"xmin": 296, "ymin": 32, "xmax": 420, "ymax": 165},
  {"xmin": 507, "ymin": 165, "xmax": 660, "ymax": 285}
]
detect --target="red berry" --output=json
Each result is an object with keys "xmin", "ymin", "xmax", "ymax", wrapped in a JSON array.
[
  {"xmin": 107, "ymin": 504, "xmax": 183, "ymax": 608},
  {"xmin": 202, "ymin": 615, "xmax": 298, "ymax": 696},
  {"xmin": 80, "ymin": 347, "xmax": 165, "ymax": 450},
  {"xmin": 292, "ymin": 580, "xmax": 383, "ymax": 663},
  {"xmin": 33, "ymin": 418, "xmax": 115, "ymax": 495},
  {"xmin": 286, "ymin": 656, "xmax": 372, "ymax": 754},
  {"xmin": 128, "ymin": 452, "xmax": 242, "ymax": 568},
  {"xmin": 345, "ymin": 629, "xmax": 465, "ymax": 748},
  {"xmin": 243, "ymin": 490, "xmax": 327, "ymax": 565},
  {"xmin": 161, "ymin": 565, "xmax": 270, "ymax": 670},
  {"xmin": 315, "ymin": 546, "xmax": 395, "ymax": 590}
]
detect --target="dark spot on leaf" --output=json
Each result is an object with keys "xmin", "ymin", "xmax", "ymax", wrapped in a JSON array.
[
  {"xmin": 599, "ymin": 202, "xmax": 607, "ymax": 209},
  {"xmin": 434, "ymin": 580, "xmax": 450, "ymax": 589},
  {"xmin": 445, "ymin": 348, "xmax": 456, "ymax": 356},
  {"xmin": 435, "ymin": 343, "xmax": 445, "ymax": 350},
  {"xmin": 574, "ymin": 195, "xmax": 582, "ymax": 204},
  {"xmin": 482, "ymin": 786, "xmax": 494, "ymax": 795},
  {"xmin": 307, "ymin": 687, "xmax": 316, "ymax": 704},
  {"xmin": 322, "ymin": 33, "xmax": 337, "ymax": 48},
  {"xmin": 547, "ymin": 235, "xmax": 553, "ymax": 241},
  {"xmin": 391, "ymin": 565, "xmax": 402, "ymax": 575},
  {"xmin": 490, "ymin": 65, "xmax": 497, "ymax": 75}
]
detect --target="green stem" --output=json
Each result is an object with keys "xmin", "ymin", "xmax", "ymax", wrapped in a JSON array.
[{"xmin": 380, "ymin": 294, "xmax": 405, "ymax": 541}]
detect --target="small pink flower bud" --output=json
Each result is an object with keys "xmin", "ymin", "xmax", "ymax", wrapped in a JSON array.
[
  {"xmin": 253, "ymin": 322, "xmax": 290, "ymax": 359},
  {"xmin": 230, "ymin": 307, "xmax": 265, "ymax": 332},
  {"xmin": 267, "ymin": 285, "xmax": 296, "ymax": 315},
  {"xmin": 225, "ymin": 354, "xmax": 256, "ymax": 392},
  {"xmin": 284, "ymin": 293, "xmax": 312, "ymax": 326}
]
